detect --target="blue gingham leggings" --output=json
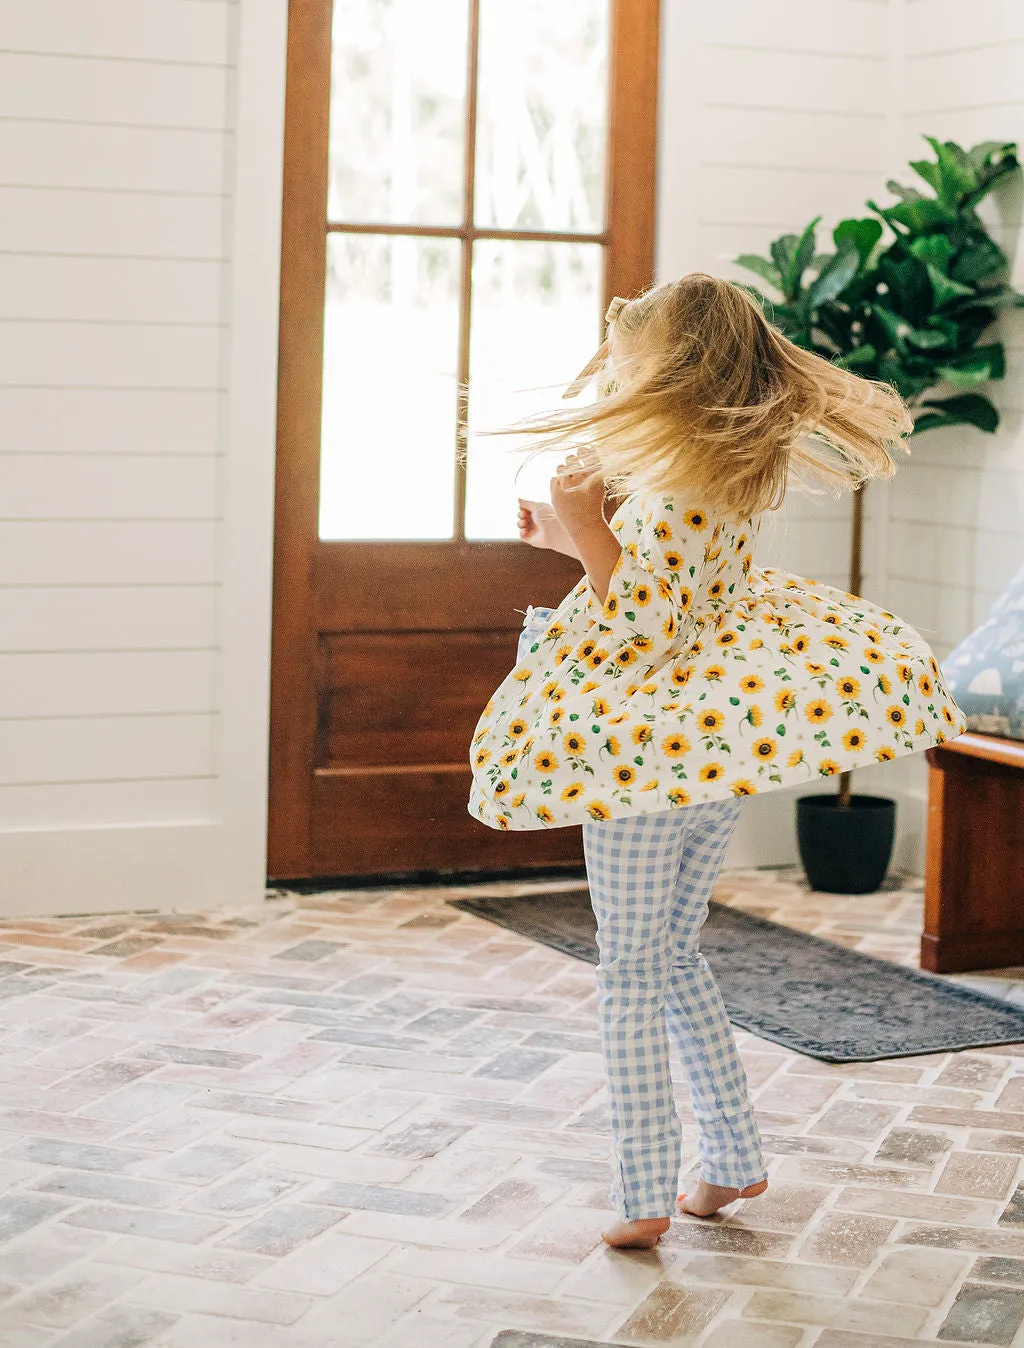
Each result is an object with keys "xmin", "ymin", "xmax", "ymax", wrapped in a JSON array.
[{"xmin": 584, "ymin": 801, "xmax": 766, "ymax": 1219}]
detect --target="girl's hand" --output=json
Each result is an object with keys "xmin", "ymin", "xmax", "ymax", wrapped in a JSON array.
[
  {"xmin": 550, "ymin": 452, "xmax": 607, "ymax": 545},
  {"xmin": 517, "ymin": 499, "xmax": 554, "ymax": 547},
  {"xmin": 517, "ymin": 499, "xmax": 580, "ymax": 560},
  {"xmin": 549, "ymin": 452, "xmax": 621, "ymax": 603}
]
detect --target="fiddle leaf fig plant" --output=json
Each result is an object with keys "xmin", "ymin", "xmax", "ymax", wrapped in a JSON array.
[
  {"xmin": 735, "ymin": 137, "xmax": 1024, "ymax": 809},
  {"xmin": 736, "ymin": 137, "xmax": 1024, "ymax": 437}
]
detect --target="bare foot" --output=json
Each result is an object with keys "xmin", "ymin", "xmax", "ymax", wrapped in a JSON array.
[
  {"xmin": 677, "ymin": 1178, "xmax": 768, "ymax": 1219},
  {"xmin": 601, "ymin": 1216, "xmax": 671, "ymax": 1249}
]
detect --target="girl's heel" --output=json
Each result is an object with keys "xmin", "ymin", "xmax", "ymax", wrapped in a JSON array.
[
  {"xmin": 676, "ymin": 1178, "xmax": 769, "ymax": 1217},
  {"xmin": 601, "ymin": 1216, "xmax": 672, "ymax": 1249}
]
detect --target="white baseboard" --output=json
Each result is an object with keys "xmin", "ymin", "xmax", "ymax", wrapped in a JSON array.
[{"xmin": 0, "ymin": 823, "xmax": 266, "ymax": 919}]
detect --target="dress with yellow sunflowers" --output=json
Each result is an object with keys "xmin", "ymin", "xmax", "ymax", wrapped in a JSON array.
[{"xmin": 468, "ymin": 494, "xmax": 965, "ymax": 830}]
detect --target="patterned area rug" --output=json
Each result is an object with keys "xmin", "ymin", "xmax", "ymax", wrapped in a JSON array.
[{"xmin": 449, "ymin": 887, "xmax": 1024, "ymax": 1062}]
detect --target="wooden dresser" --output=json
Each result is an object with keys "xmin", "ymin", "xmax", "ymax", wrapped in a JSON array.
[{"xmin": 923, "ymin": 733, "xmax": 1024, "ymax": 974}]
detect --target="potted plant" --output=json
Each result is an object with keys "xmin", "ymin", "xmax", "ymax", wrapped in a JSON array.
[{"xmin": 736, "ymin": 137, "xmax": 1024, "ymax": 893}]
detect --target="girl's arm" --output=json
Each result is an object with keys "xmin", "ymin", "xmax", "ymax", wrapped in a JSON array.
[{"xmin": 549, "ymin": 457, "xmax": 622, "ymax": 603}]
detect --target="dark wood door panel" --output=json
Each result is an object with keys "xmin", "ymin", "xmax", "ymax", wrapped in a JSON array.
[
  {"xmin": 310, "ymin": 769, "xmax": 584, "ymax": 875},
  {"xmin": 318, "ymin": 630, "xmax": 521, "ymax": 768},
  {"xmin": 314, "ymin": 543, "xmax": 583, "ymax": 631}
]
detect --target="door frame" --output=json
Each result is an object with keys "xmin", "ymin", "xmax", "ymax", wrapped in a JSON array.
[{"xmin": 268, "ymin": 0, "xmax": 660, "ymax": 879}]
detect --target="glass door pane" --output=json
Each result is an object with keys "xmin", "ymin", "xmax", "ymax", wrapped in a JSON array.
[
  {"xmin": 475, "ymin": 0, "xmax": 609, "ymax": 231},
  {"xmin": 464, "ymin": 240, "xmax": 603, "ymax": 540},
  {"xmin": 320, "ymin": 234, "xmax": 461, "ymax": 540},
  {"xmin": 328, "ymin": 0, "xmax": 470, "ymax": 224}
]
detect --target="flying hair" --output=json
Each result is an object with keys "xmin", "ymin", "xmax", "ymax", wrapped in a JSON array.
[{"xmin": 507, "ymin": 273, "xmax": 913, "ymax": 521}]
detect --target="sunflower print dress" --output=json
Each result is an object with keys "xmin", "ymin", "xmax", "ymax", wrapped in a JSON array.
[{"xmin": 468, "ymin": 494, "xmax": 966, "ymax": 831}]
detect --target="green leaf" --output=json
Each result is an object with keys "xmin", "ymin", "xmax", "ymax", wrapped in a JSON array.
[
  {"xmin": 926, "ymin": 136, "xmax": 979, "ymax": 209},
  {"xmin": 967, "ymin": 140, "xmax": 1018, "ymax": 175},
  {"xmin": 879, "ymin": 256, "xmax": 932, "ymax": 325},
  {"xmin": 958, "ymin": 288, "xmax": 1024, "ymax": 312},
  {"xmin": 834, "ymin": 344, "xmax": 878, "ymax": 370},
  {"xmin": 814, "ymin": 303, "xmax": 858, "ymax": 355},
  {"xmin": 951, "ymin": 235, "xmax": 1006, "ymax": 284},
  {"xmin": 770, "ymin": 234, "xmax": 799, "ymax": 289},
  {"xmin": 871, "ymin": 304, "xmax": 909, "ymax": 349},
  {"xmin": 878, "ymin": 353, "xmax": 934, "ymax": 400},
  {"xmin": 927, "ymin": 263, "xmax": 974, "ymax": 307},
  {"xmin": 924, "ymin": 316, "xmax": 962, "ymax": 347},
  {"xmin": 915, "ymin": 393, "xmax": 1000, "ymax": 434},
  {"xmin": 936, "ymin": 342, "xmax": 1006, "ymax": 387},
  {"xmin": 905, "ymin": 326, "xmax": 953, "ymax": 351},
  {"xmin": 806, "ymin": 243, "xmax": 862, "ymax": 309},
  {"xmin": 884, "ymin": 179, "xmax": 925, "ymax": 203},
  {"xmin": 771, "ymin": 218, "xmax": 820, "ymax": 302},
  {"xmin": 735, "ymin": 254, "xmax": 783, "ymax": 293},
  {"xmin": 791, "ymin": 218, "xmax": 819, "ymax": 295},
  {"xmin": 908, "ymin": 157, "xmax": 942, "ymax": 194},
  {"xmin": 909, "ymin": 234, "xmax": 954, "ymax": 271},
  {"xmin": 963, "ymin": 141, "xmax": 1020, "ymax": 210},
  {"xmin": 874, "ymin": 196, "xmax": 957, "ymax": 232},
  {"xmin": 833, "ymin": 217, "xmax": 883, "ymax": 267}
]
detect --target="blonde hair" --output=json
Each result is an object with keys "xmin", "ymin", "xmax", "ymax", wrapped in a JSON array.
[{"xmin": 512, "ymin": 273, "xmax": 912, "ymax": 519}]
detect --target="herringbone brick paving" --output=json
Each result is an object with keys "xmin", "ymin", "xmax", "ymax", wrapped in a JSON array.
[{"xmin": 0, "ymin": 869, "xmax": 1023, "ymax": 1346}]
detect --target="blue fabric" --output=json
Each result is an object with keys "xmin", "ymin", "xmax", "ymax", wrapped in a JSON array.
[
  {"xmin": 942, "ymin": 559, "xmax": 1024, "ymax": 741},
  {"xmin": 583, "ymin": 799, "xmax": 766, "ymax": 1218},
  {"xmin": 516, "ymin": 605, "xmax": 554, "ymax": 665}
]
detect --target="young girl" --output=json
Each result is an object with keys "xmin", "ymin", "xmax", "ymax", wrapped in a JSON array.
[{"xmin": 468, "ymin": 274, "xmax": 966, "ymax": 1251}]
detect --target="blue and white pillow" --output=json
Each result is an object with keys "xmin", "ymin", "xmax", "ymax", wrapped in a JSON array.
[{"xmin": 942, "ymin": 560, "xmax": 1024, "ymax": 741}]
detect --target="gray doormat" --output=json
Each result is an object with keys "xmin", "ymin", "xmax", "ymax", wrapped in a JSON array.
[{"xmin": 449, "ymin": 888, "xmax": 1024, "ymax": 1062}]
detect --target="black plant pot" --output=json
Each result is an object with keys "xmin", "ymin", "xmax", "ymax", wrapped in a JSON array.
[{"xmin": 796, "ymin": 793, "xmax": 896, "ymax": 895}]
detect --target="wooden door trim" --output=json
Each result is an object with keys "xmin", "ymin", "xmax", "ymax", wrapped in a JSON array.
[
  {"xmin": 606, "ymin": 0, "xmax": 660, "ymax": 308},
  {"xmin": 269, "ymin": 0, "xmax": 661, "ymax": 879},
  {"xmin": 268, "ymin": 0, "xmax": 333, "ymax": 877}
]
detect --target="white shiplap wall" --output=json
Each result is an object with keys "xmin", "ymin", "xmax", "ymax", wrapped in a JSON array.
[
  {"xmin": 656, "ymin": 0, "xmax": 921, "ymax": 867},
  {"xmin": 886, "ymin": 0, "xmax": 1024, "ymax": 659},
  {"xmin": 0, "ymin": 0, "xmax": 286, "ymax": 914},
  {"xmin": 657, "ymin": 0, "xmax": 905, "ymax": 602}
]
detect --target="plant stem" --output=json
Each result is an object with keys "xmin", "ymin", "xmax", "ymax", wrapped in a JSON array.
[
  {"xmin": 848, "ymin": 483, "xmax": 864, "ymax": 598},
  {"xmin": 836, "ymin": 484, "xmax": 865, "ymax": 809}
]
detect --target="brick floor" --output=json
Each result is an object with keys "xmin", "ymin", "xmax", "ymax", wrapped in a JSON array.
[{"xmin": 0, "ymin": 868, "xmax": 1021, "ymax": 1345}]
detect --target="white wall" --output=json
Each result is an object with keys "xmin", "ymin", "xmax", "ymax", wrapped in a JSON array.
[
  {"xmin": 887, "ymin": 0, "xmax": 1024, "ymax": 661},
  {"xmin": 657, "ymin": 0, "xmax": 895, "ymax": 591},
  {"xmin": 0, "ymin": 0, "xmax": 287, "ymax": 915},
  {"xmin": 656, "ymin": 0, "xmax": 917, "ymax": 868}
]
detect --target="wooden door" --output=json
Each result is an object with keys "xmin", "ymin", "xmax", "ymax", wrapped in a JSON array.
[{"xmin": 269, "ymin": 0, "xmax": 659, "ymax": 880}]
